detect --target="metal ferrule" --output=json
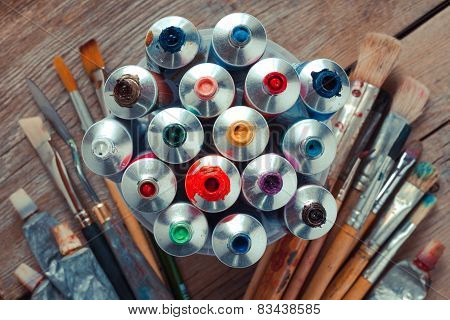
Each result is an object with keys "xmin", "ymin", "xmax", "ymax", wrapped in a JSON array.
[
  {"xmin": 284, "ymin": 185, "xmax": 337, "ymax": 240},
  {"xmin": 185, "ymin": 155, "xmax": 241, "ymax": 213},
  {"xmin": 179, "ymin": 63, "xmax": 235, "ymax": 118},
  {"xmin": 147, "ymin": 107, "xmax": 204, "ymax": 164},
  {"xmin": 244, "ymin": 58, "xmax": 300, "ymax": 116},
  {"xmin": 336, "ymin": 157, "xmax": 361, "ymax": 203},
  {"xmin": 212, "ymin": 213, "xmax": 267, "ymax": 268},
  {"xmin": 354, "ymin": 113, "xmax": 410, "ymax": 191},
  {"xmin": 295, "ymin": 59, "xmax": 350, "ymax": 121},
  {"xmin": 92, "ymin": 203, "xmax": 111, "ymax": 225},
  {"xmin": 211, "ymin": 13, "xmax": 266, "ymax": 69},
  {"xmin": 363, "ymin": 221, "xmax": 416, "ymax": 283},
  {"xmin": 346, "ymin": 157, "xmax": 395, "ymax": 229},
  {"xmin": 146, "ymin": 16, "xmax": 200, "ymax": 69},
  {"xmin": 242, "ymin": 153, "xmax": 297, "ymax": 211},
  {"xmin": 213, "ymin": 106, "xmax": 269, "ymax": 161},
  {"xmin": 365, "ymin": 181, "xmax": 424, "ymax": 254},
  {"xmin": 332, "ymin": 81, "xmax": 379, "ymax": 145},
  {"xmin": 372, "ymin": 151, "xmax": 417, "ymax": 213},
  {"xmin": 121, "ymin": 158, "xmax": 177, "ymax": 214},
  {"xmin": 81, "ymin": 117, "xmax": 133, "ymax": 179},
  {"xmin": 367, "ymin": 260, "xmax": 428, "ymax": 300},
  {"xmin": 281, "ymin": 119, "xmax": 336, "ymax": 175},
  {"xmin": 91, "ymin": 69, "xmax": 108, "ymax": 116},
  {"xmin": 104, "ymin": 65, "xmax": 158, "ymax": 119},
  {"xmin": 74, "ymin": 209, "xmax": 91, "ymax": 228},
  {"xmin": 69, "ymin": 91, "xmax": 94, "ymax": 132},
  {"xmin": 154, "ymin": 202, "xmax": 208, "ymax": 257}
]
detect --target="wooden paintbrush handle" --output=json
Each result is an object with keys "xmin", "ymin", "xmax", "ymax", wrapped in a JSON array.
[
  {"xmin": 343, "ymin": 275, "xmax": 372, "ymax": 300},
  {"xmin": 302, "ymin": 224, "xmax": 358, "ymax": 300},
  {"xmin": 322, "ymin": 246, "xmax": 371, "ymax": 300},
  {"xmin": 243, "ymin": 241, "xmax": 277, "ymax": 299},
  {"xmin": 104, "ymin": 178, "xmax": 164, "ymax": 282},
  {"xmin": 282, "ymin": 235, "xmax": 327, "ymax": 299},
  {"xmin": 253, "ymin": 235, "xmax": 308, "ymax": 300},
  {"xmin": 351, "ymin": 211, "xmax": 377, "ymax": 248}
]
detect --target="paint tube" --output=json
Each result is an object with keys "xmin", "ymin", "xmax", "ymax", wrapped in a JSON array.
[
  {"xmin": 284, "ymin": 185, "xmax": 337, "ymax": 239},
  {"xmin": 14, "ymin": 263, "xmax": 64, "ymax": 300},
  {"xmin": 154, "ymin": 202, "xmax": 208, "ymax": 257},
  {"xmin": 212, "ymin": 214, "xmax": 267, "ymax": 268},
  {"xmin": 213, "ymin": 106, "xmax": 269, "ymax": 162},
  {"xmin": 281, "ymin": 119, "xmax": 336, "ymax": 175},
  {"xmin": 244, "ymin": 58, "xmax": 300, "ymax": 116},
  {"xmin": 121, "ymin": 157, "xmax": 177, "ymax": 214},
  {"xmin": 104, "ymin": 65, "xmax": 158, "ymax": 119},
  {"xmin": 179, "ymin": 63, "xmax": 235, "ymax": 118},
  {"xmin": 185, "ymin": 155, "xmax": 241, "ymax": 213},
  {"xmin": 47, "ymin": 222, "xmax": 119, "ymax": 300},
  {"xmin": 81, "ymin": 116, "xmax": 133, "ymax": 182},
  {"xmin": 146, "ymin": 107, "xmax": 204, "ymax": 164},
  {"xmin": 145, "ymin": 16, "xmax": 200, "ymax": 69},
  {"xmin": 211, "ymin": 13, "xmax": 266, "ymax": 70},
  {"xmin": 242, "ymin": 153, "xmax": 297, "ymax": 211}
]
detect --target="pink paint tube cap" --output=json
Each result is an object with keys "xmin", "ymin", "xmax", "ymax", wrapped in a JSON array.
[
  {"xmin": 194, "ymin": 76, "xmax": 218, "ymax": 100},
  {"xmin": 413, "ymin": 239, "xmax": 445, "ymax": 272}
]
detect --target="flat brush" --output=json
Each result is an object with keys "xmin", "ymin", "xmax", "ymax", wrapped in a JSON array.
[
  {"xmin": 14, "ymin": 263, "xmax": 64, "ymax": 300},
  {"xmin": 302, "ymin": 76, "xmax": 429, "ymax": 300},
  {"xmin": 79, "ymin": 39, "xmax": 108, "ymax": 116},
  {"xmin": 344, "ymin": 193, "xmax": 438, "ymax": 300},
  {"xmin": 18, "ymin": 116, "xmax": 134, "ymax": 299},
  {"xmin": 323, "ymin": 162, "xmax": 438, "ymax": 299},
  {"xmin": 53, "ymin": 55, "xmax": 93, "ymax": 131}
]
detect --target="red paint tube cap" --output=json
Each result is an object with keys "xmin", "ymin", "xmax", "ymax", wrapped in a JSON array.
[
  {"xmin": 194, "ymin": 76, "xmax": 218, "ymax": 100},
  {"xmin": 263, "ymin": 72, "xmax": 287, "ymax": 95},
  {"xmin": 413, "ymin": 239, "xmax": 445, "ymax": 272},
  {"xmin": 185, "ymin": 165, "xmax": 231, "ymax": 203}
]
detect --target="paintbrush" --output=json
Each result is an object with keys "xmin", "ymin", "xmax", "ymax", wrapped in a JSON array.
[
  {"xmin": 322, "ymin": 162, "xmax": 438, "ymax": 299},
  {"xmin": 18, "ymin": 116, "xmax": 135, "ymax": 299},
  {"xmin": 53, "ymin": 55, "xmax": 93, "ymax": 132},
  {"xmin": 344, "ymin": 193, "xmax": 438, "ymax": 300},
  {"xmin": 302, "ymin": 76, "xmax": 429, "ymax": 300},
  {"xmin": 328, "ymin": 33, "xmax": 401, "ymax": 190},
  {"xmin": 79, "ymin": 40, "xmax": 164, "ymax": 282},
  {"xmin": 14, "ymin": 263, "xmax": 64, "ymax": 300},
  {"xmin": 79, "ymin": 39, "xmax": 108, "ymax": 116}
]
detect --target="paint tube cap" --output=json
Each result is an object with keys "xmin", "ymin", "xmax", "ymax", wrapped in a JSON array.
[
  {"xmin": 9, "ymin": 188, "xmax": 38, "ymax": 220},
  {"xmin": 14, "ymin": 263, "xmax": 44, "ymax": 292},
  {"xmin": 52, "ymin": 222, "xmax": 83, "ymax": 256},
  {"xmin": 413, "ymin": 239, "xmax": 445, "ymax": 272}
]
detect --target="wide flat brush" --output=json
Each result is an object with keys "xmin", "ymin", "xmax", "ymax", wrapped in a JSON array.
[
  {"xmin": 302, "ymin": 76, "xmax": 429, "ymax": 300},
  {"xmin": 322, "ymin": 162, "xmax": 438, "ymax": 299}
]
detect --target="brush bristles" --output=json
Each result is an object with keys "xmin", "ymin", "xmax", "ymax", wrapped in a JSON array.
[
  {"xmin": 410, "ymin": 194, "xmax": 437, "ymax": 225},
  {"xmin": 18, "ymin": 117, "xmax": 50, "ymax": 149},
  {"xmin": 407, "ymin": 162, "xmax": 439, "ymax": 192},
  {"xmin": 391, "ymin": 76, "xmax": 430, "ymax": 123},
  {"xmin": 350, "ymin": 33, "xmax": 401, "ymax": 87},
  {"xmin": 79, "ymin": 39, "xmax": 104, "ymax": 75},
  {"xmin": 53, "ymin": 55, "xmax": 77, "ymax": 92},
  {"xmin": 405, "ymin": 140, "xmax": 423, "ymax": 159}
]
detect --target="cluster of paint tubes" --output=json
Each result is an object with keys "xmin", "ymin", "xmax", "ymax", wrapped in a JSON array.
[{"xmin": 80, "ymin": 13, "xmax": 350, "ymax": 268}]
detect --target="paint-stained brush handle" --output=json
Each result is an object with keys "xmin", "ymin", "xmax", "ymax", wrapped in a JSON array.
[
  {"xmin": 343, "ymin": 276, "xmax": 372, "ymax": 300},
  {"xmin": 302, "ymin": 224, "xmax": 358, "ymax": 300},
  {"xmin": 81, "ymin": 222, "xmax": 135, "ymax": 299}
]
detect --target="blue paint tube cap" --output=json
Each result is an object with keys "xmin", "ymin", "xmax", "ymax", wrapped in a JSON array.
[
  {"xmin": 230, "ymin": 25, "xmax": 251, "ymax": 46},
  {"xmin": 159, "ymin": 26, "xmax": 186, "ymax": 53}
]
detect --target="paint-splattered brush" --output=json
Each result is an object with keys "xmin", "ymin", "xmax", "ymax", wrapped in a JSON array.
[
  {"xmin": 323, "ymin": 162, "xmax": 438, "ymax": 299},
  {"xmin": 302, "ymin": 76, "xmax": 429, "ymax": 300},
  {"xmin": 53, "ymin": 55, "xmax": 93, "ymax": 131},
  {"xmin": 344, "ymin": 193, "xmax": 438, "ymax": 300},
  {"xmin": 79, "ymin": 39, "xmax": 108, "ymax": 116}
]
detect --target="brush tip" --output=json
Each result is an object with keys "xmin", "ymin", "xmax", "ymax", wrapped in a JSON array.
[
  {"xmin": 405, "ymin": 141, "xmax": 423, "ymax": 159},
  {"xmin": 53, "ymin": 55, "xmax": 77, "ymax": 92},
  {"xmin": 19, "ymin": 116, "xmax": 51, "ymax": 149},
  {"xmin": 408, "ymin": 161, "xmax": 439, "ymax": 192},
  {"xmin": 391, "ymin": 76, "xmax": 430, "ymax": 123},
  {"xmin": 79, "ymin": 39, "xmax": 104, "ymax": 74}
]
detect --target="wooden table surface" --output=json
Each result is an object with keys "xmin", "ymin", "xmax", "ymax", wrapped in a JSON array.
[{"xmin": 0, "ymin": 0, "xmax": 448, "ymax": 300}]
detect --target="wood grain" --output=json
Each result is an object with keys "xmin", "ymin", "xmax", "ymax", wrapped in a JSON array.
[{"xmin": 0, "ymin": 0, "xmax": 448, "ymax": 300}]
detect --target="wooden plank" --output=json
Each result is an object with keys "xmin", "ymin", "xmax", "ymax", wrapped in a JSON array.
[{"xmin": 0, "ymin": 0, "xmax": 445, "ymax": 299}]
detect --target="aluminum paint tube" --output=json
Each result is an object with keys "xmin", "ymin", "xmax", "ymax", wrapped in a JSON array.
[
  {"xmin": 284, "ymin": 185, "xmax": 337, "ymax": 240},
  {"xmin": 295, "ymin": 59, "xmax": 350, "ymax": 121},
  {"xmin": 212, "ymin": 214, "xmax": 267, "ymax": 268},
  {"xmin": 179, "ymin": 63, "xmax": 235, "ymax": 118},
  {"xmin": 121, "ymin": 157, "xmax": 177, "ymax": 213},
  {"xmin": 145, "ymin": 16, "xmax": 200, "ymax": 69},
  {"xmin": 147, "ymin": 107, "xmax": 204, "ymax": 164},
  {"xmin": 104, "ymin": 65, "xmax": 158, "ymax": 119},
  {"xmin": 185, "ymin": 155, "xmax": 241, "ymax": 213},
  {"xmin": 213, "ymin": 106, "xmax": 269, "ymax": 162},
  {"xmin": 81, "ymin": 116, "xmax": 133, "ymax": 182},
  {"xmin": 14, "ymin": 263, "xmax": 63, "ymax": 300},
  {"xmin": 281, "ymin": 119, "xmax": 336, "ymax": 175},
  {"xmin": 244, "ymin": 58, "xmax": 300, "ymax": 117},
  {"xmin": 242, "ymin": 153, "xmax": 297, "ymax": 211},
  {"xmin": 211, "ymin": 13, "xmax": 267, "ymax": 70},
  {"xmin": 154, "ymin": 202, "xmax": 208, "ymax": 257}
]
